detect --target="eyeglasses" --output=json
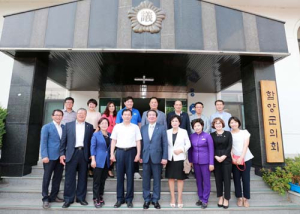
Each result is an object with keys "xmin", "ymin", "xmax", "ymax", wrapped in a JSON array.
[{"xmin": 53, "ymin": 115, "xmax": 63, "ymax": 117}]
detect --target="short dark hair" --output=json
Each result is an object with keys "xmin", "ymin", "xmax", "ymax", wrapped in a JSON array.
[
  {"xmin": 170, "ymin": 115, "xmax": 181, "ymax": 126},
  {"xmin": 211, "ymin": 117, "xmax": 225, "ymax": 129},
  {"xmin": 87, "ymin": 98, "xmax": 98, "ymax": 107},
  {"xmin": 191, "ymin": 118, "xmax": 204, "ymax": 129},
  {"xmin": 122, "ymin": 109, "xmax": 132, "ymax": 116},
  {"xmin": 149, "ymin": 97, "xmax": 158, "ymax": 103},
  {"xmin": 52, "ymin": 109, "xmax": 63, "ymax": 116},
  {"xmin": 215, "ymin": 100, "xmax": 224, "ymax": 105},
  {"xmin": 124, "ymin": 96, "xmax": 134, "ymax": 102},
  {"xmin": 97, "ymin": 117, "xmax": 110, "ymax": 128},
  {"xmin": 194, "ymin": 102, "xmax": 204, "ymax": 108},
  {"xmin": 147, "ymin": 109, "xmax": 158, "ymax": 117},
  {"xmin": 228, "ymin": 116, "xmax": 241, "ymax": 128},
  {"xmin": 174, "ymin": 100, "xmax": 182, "ymax": 105},
  {"xmin": 64, "ymin": 97, "xmax": 74, "ymax": 103}
]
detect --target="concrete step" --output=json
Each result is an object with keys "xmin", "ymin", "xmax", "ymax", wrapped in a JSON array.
[
  {"xmin": 0, "ymin": 176, "xmax": 269, "ymax": 192},
  {"xmin": 0, "ymin": 198, "xmax": 299, "ymax": 214}
]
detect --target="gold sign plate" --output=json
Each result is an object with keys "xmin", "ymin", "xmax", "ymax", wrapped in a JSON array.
[{"xmin": 260, "ymin": 80, "xmax": 284, "ymax": 163}]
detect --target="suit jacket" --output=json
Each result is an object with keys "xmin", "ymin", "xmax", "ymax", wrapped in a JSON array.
[
  {"xmin": 188, "ymin": 132, "xmax": 214, "ymax": 165},
  {"xmin": 167, "ymin": 111, "xmax": 191, "ymax": 135},
  {"xmin": 141, "ymin": 123, "xmax": 168, "ymax": 164},
  {"xmin": 90, "ymin": 131, "xmax": 111, "ymax": 168},
  {"xmin": 60, "ymin": 121, "xmax": 94, "ymax": 162},
  {"xmin": 167, "ymin": 128, "xmax": 191, "ymax": 161},
  {"xmin": 40, "ymin": 122, "xmax": 64, "ymax": 160}
]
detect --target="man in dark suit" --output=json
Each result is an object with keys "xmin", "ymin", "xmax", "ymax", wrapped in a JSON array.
[
  {"xmin": 60, "ymin": 108, "xmax": 94, "ymax": 208},
  {"xmin": 40, "ymin": 109, "xmax": 65, "ymax": 209},
  {"xmin": 140, "ymin": 110, "xmax": 168, "ymax": 209},
  {"xmin": 167, "ymin": 100, "xmax": 191, "ymax": 135}
]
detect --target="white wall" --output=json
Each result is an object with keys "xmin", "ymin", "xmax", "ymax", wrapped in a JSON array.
[
  {"xmin": 69, "ymin": 91, "xmax": 99, "ymax": 112},
  {"xmin": 188, "ymin": 93, "xmax": 217, "ymax": 117}
]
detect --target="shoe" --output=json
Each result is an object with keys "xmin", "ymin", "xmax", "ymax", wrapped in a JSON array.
[
  {"xmin": 152, "ymin": 202, "xmax": 161, "ymax": 209},
  {"xmin": 127, "ymin": 201, "xmax": 133, "ymax": 208},
  {"xmin": 223, "ymin": 199, "xmax": 229, "ymax": 209},
  {"xmin": 77, "ymin": 200, "xmax": 88, "ymax": 206},
  {"xmin": 237, "ymin": 198, "xmax": 243, "ymax": 207},
  {"xmin": 94, "ymin": 199, "xmax": 101, "ymax": 208},
  {"xmin": 134, "ymin": 172, "xmax": 142, "ymax": 179},
  {"xmin": 108, "ymin": 170, "xmax": 114, "ymax": 178},
  {"xmin": 52, "ymin": 196, "xmax": 64, "ymax": 203},
  {"xmin": 114, "ymin": 200, "xmax": 125, "ymax": 208},
  {"xmin": 195, "ymin": 200, "xmax": 202, "ymax": 206},
  {"xmin": 170, "ymin": 203, "xmax": 176, "ymax": 208},
  {"xmin": 178, "ymin": 203, "xmax": 184, "ymax": 208},
  {"xmin": 88, "ymin": 170, "xmax": 93, "ymax": 178},
  {"xmin": 243, "ymin": 198, "xmax": 250, "ymax": 208},
  {"xmin": 218, "ymin": 197, "xmax": 224, "ymax": 207},
  {"xmin": 99, "ymin": 196, "xmax": 105, "ymax": 206},
  {"xmin": 201, "ymin": 202, "xmax": 208, "ymax": 209},
  {"xmin": 42, "ymin": 201, "xmax": 50, "ymax": 209},
  {"xmin": 62, "ymin": 202, "xmax": 71, "ymax": 208},
  {"xmin": 143, "ymin": 201, "xmax": 150, "ymax": 209},
  {"xmin": 217, "ymin": 203, "xmax": 223, "ymax": 207}
]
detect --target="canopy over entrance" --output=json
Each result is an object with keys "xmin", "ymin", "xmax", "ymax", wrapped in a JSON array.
[{"xmin": 0, "ymin": 0, "xmax": 289, "ymax": 176}]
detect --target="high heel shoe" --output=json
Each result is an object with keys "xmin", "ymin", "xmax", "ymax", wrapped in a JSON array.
[
  {"xmin": 178, "ymin": 204, "xmax": 183, "ymax": 208},
  {"xmin": 170, "ymin": 203, "xmax": 175, "ymax": 208},
  {"xmin": 217, "ymin": 197, "xmax": 224, "ymax": 207},
  {"xmin": 223, "ymin": 199, "xmax": 229, "ymax": 209}
]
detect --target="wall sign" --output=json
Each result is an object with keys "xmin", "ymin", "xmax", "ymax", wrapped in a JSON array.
[
  {"xmin": 128, "ymin": 1, "xmax": 166, "ymax": 34},
  {"xmin": 260, "ymin": 80, "xmax": 284, "ymax": 163}
]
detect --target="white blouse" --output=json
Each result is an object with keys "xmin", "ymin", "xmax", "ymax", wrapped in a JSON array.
[{"xmin": 231, "ymin": 130, "xmax": 254, "ymax": 162}]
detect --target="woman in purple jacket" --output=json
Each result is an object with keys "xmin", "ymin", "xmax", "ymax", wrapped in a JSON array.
[{"xmin": 189, "ymin": 118, "xmax": 214, "ymax": 209}]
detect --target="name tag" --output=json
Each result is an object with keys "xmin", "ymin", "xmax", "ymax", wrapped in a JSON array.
[{"xmin": 202, "ymin": 138, "xmax": 206, "ymax": 141}]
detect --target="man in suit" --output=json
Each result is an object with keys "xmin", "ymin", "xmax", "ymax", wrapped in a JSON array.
[
  {"xmin": 40, "ymin": 109, "xmax": 65, "ymax": 209},
  {"xmin": 167, "ymin": 100, "xmax": 191, "ymax": 135},
  {"xmin": 60, "ymin": 108, "xmax": 94, "ymax": 208},
  {"xmin": 140, "ymin": 110, "xmax": 168, "ymax": 209}
]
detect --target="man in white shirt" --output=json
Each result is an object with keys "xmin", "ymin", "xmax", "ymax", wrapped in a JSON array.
[
  {"xmin": 110, "ymin": 109, "xmax": 142, "ymax": 208},
  {"xmin": 40, "ymin": 109, "xmax": 65, "ymax": 209},
  {"xmin": 59, "ymin": 108, "xmax": 94, "ymax": 208}
]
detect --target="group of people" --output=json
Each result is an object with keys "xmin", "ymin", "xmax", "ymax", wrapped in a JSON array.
[{"xmin": 40, "ymin": 96, "xmax": 254, "ymax": 210}]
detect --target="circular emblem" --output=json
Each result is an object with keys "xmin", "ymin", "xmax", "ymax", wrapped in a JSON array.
[
  {"xmin": 189, "ymin": 103, "xmax": 196, "ymax": 114},
  {"xmin": 137, "ymin": 9, "xmax": 157, "ymax": 26},
  {"xmin": 128, "ymin": 1, "xmax": 166, "ymax": 34}
]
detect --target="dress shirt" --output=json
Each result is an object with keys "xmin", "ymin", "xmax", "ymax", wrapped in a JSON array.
[
  {"xmin": 61, "ymin": 109, "xmax": 77, "ymax": 125},
  {"xmin": 141, "ymin": 110, "xmax": 167, "ymax": 129},
  {"xmin": 53, "ymin": 121, "xmax": 62, "ymax": 139},
  {"xmin": 111, "ymin": 123, "xmax": 142, "ymax": 148},
  {"xmin": 148, "ymin": 123, "xmax": 156, "ymax": 140},
  {"xmin": 210, "ymin": 111, "xmax": 232, "ymax": 132},
  {"xmin": 75, "ymin": 120, "xmax": 85, "ymax": 147},
  {"xmin": 189, "ymin": 113, "xmax": 210, "ymax": 133}
]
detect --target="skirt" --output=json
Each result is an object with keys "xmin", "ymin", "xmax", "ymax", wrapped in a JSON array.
[{"xmin": 165, "ymin": 160, "xmax": 187, "ymax": 180}]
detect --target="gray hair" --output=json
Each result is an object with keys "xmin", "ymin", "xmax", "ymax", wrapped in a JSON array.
[{"xmin": 77, "ymin": 108, "xmax": 87, "ymax": 114}]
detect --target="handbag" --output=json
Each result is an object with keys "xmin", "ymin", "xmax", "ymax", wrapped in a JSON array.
[
  {"xmin": 232, "ymin": 154, "xmax": 246, "ymax": 171},
  {"xmin": 183, "ymin": 153, "xmax": 191, "ymax": 174}
]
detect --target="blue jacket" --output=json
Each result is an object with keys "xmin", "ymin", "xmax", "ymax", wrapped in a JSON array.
[
  {"xmin": 90, "ymin": 131, "xmax": 111, "ymax": 168},
  {"xmin": 59, "ymin": 121, "xmax": 94, "ymax": 162},
  {"xmin": 140, "ymin": 123, "xmax": 168, "ymax": 164},
  {"xmin": 40, "ymin": 122, "xmax": 64, "ymax": 160}
]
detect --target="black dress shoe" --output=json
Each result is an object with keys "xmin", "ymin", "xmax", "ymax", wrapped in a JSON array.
[
  {"xmin": 114, "ymin": 200, "xmax": 125, "ymax": 208},
  {"xmin": 196, "ymin": 200, "xmax": 202, "ymax": 206},
  {"xmin": 217, "ymin": 203, "xmax": 223, "ymax": 207},
  {"xmin": 201, "ymin": 203, "xmax": 208, "ymax": 209},
  {"xmin": 143, "ymin": 201, "xmax": 150, "ymax": 209},
  {"xmin": 42, "ymin": 201, "xmax": 50, "ymax": 209},
  {"xmin": 62, "ymin": 202, "xmax": 71, "ymax": 208},
  {"xmin": 127, "ymin": 201, "xmax": 133, "ymax": 208},
  {"xmin": 77, "ymin": 200, "xmax": 88, "ymax": 205},
  {"xmin": 152, "ymin": 202, "xmax": 161, "ymax": 209}
]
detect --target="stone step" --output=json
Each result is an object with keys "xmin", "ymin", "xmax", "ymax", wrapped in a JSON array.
[
  {"xmin": 0, "ymin": 188, "xmax": 288, "ymax": 203},
  {"xmin": 0, "ymin": 176, "xmax": 269, "ymax": 192},
  {"xmin": 0, "ymin": 198, "xmax": 299, "ymax": 214}
]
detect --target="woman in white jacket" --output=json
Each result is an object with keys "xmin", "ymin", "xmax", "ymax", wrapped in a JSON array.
[{"xmin": 165, "ymin": 115, "xmax": 191, "ymax": 208}]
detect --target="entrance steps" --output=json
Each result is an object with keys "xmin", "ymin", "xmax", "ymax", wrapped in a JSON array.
[{"xmin": 0, "ymin": 164, "xmax": 300, "ymax": 213}]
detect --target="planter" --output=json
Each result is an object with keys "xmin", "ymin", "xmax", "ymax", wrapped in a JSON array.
[{"xmin": 289, "ymin": 182, "xmax": 300, "ymax": 194}]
